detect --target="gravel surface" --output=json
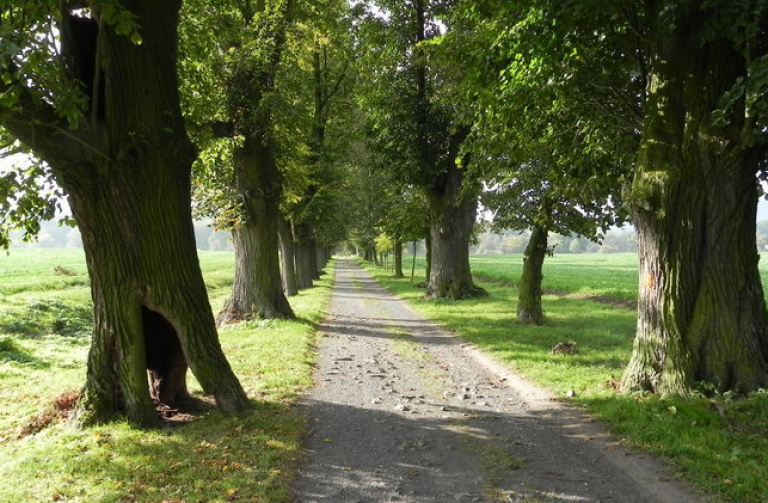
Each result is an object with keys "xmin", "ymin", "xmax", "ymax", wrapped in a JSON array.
[{"xmin": 292, "ymin": 259, "xmax": 701, "ymax": 503}]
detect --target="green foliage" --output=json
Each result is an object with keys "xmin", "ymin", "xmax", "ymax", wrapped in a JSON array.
[
  {"xmin": 354, "ymin": 0, "xmax": 474, "ymax": 191},
  {"xmin": 444, "ymin": 0, "xmax": 636, "ymax": 240},
  {"xmin": 0, "ymin": 154, "xmax": 66, "ymax": 249}
]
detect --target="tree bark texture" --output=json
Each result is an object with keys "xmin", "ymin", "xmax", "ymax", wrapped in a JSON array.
[
  {"xmin": 218, "ymin": 138, "xmax": 295, "ymax": 323},
  {"xmin": 622, "ymin": 5, "xmax": 768, "ymax": 394},
  {"xmin": 517, "ymin": 224, "xmax": 548, "ymax": 325},
  {"xmin": 294, "ymin": 222, "xmax": 315, "ymax": 290},
  {"xmin": 1, "ymin": 1, "xmax": 249, "ymax": 426},
  {"xmin": 278, "ymin": 213, "xmax": 298, "ymax": 297},
  {"xmin": 394, "ymin": 238, "xmax": 404, "ymax": 278},
  {"xmin": 426, "ymin": 155, "xmax": 484, "ymax": 300}
]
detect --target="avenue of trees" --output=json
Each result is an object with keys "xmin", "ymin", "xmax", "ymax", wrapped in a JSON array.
[{"xmin": 1, "ymin": 0, "xmax": 768, "ymax": 426}]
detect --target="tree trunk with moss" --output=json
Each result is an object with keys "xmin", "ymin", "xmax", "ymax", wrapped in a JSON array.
[
  {"xmin": 621, "ymin": 6, "xmax": 768, "ymax": 394},
  {"xmin": 218, "ymin": 137, "xmax": 294, "ymax": 323},
  {"xmin": 277, "ymin": 213, "xmax": 298, "ymax": 297},
  {"xmin": 424, "ymin": 233, "xmax": 432, "ymax": 283},
  {"xmin": 426, "ymin": 157, "xmax": 484, "ymax": 299},
  {"xmin": 517, "ymin": 224, "xmax": 548, "ymax": 325},
  {"xmin": 3, "ymin": 0, "xmax": 248, "ymax": 427}
]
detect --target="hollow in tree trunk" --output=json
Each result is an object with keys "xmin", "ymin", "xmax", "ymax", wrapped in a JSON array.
[
  {"xmin": 278, "ymin": 213, "xmax": 298, "ymax": 297},
  {"xmin": 3, "ymin": 1, "xmax": 248, "ymax": 427},
  {"xmin": 621, "ymin": 7, "xmax": 768, "ymax": 394},
  {"xmin": 517, "ymin": 224, "xmax": 548, "ymax": 325}
]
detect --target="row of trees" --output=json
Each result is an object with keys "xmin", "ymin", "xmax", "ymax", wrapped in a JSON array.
[
  {"xmin": 346, "ymin": 1, "xmax": 768, "ymax": 396},
  {"xmin": 2, "ymin": 0, "xmax": 768, "ymax": 426},
  {"xmin": 472, "ymin": 229, "xmax": 638, "ymax": 255},
  {"xmin": 0, "ymin": 0, "xmax": 345, "ymax": 427}
]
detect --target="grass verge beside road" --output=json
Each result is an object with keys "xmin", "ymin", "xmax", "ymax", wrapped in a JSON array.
[
  {"xmin": 366, "ymin": 256, "xmax": 768, "ymax": 502},
  {"xmin": 0, "ymin": 249, "xmax": 333, "ymax": 502}
]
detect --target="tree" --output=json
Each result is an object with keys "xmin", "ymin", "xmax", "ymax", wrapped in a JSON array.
[
  {"xmin": 0, "ymin": 1, "xmax": 248, "ymax": 426},
  {"xmin": 356, "ymin": 0, "xmax": 484, "ymax": 299},
  {"xmin": 273, "ymin": 0, "xmax": 354, "ymax": 289},
  {"xmin": 450, "ymin": 1, "xmax": 631, "ymax": 325},
  {"xmin": 474, "ymin": 0, "xmax": 768, "ymax": 392},
  {"xmin": 619, "ymin": 2, "xmax": 768, "ymax": 394},
  {"xmin": 181, "ymin": 0, "xmax": 295, "ymax": 322}
]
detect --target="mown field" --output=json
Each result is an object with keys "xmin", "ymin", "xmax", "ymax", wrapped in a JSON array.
[
  {"xmin": 368, "ymin": 252, "xmax": 768, "ymax": 502},
  {"xmin": 0, "ymin": 248, "xmax": 334, "ymax": 502}
]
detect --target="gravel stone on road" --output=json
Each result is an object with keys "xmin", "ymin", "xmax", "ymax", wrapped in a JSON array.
[{"xmin": 292, "ymin": 259, "xmax": 701, "ymax": 503}]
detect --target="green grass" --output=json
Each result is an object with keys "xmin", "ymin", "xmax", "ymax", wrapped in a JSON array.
[
  {"xmin": 0, "ymin": 248, "xmax": 334, "ymax": 502},
  {"xmin": 368, "ymin": 254, "xmax": 768, "ymax": 502},
  {"xmin": 470, "ymin": 253, "xmax": 640, "ymax": 302}
]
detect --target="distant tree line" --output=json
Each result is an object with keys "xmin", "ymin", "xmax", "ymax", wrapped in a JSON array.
[{"xmin": 471, "ymin": 228, "xmax": 638, "ymax": 255}]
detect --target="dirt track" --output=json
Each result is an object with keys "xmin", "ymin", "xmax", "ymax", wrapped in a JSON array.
[{"xmin": 292, "ymin": 259, "xmax": 701, "ymax": 502}]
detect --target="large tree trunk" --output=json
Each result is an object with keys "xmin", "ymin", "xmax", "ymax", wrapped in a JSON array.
[
  {"xmin": 621, "ymin": 6, "xmax": 768, "ymax": 394},
  {"xmin": 218, "ymin": 138, "xmax": 294, "ymax": 323},
  {"xmin": 517, "ymin": 224, "xmax": 548, "ymax": 325},
  {"xmin": 393, "ymin": 238, "xmax": 404, "ymax": 278},
  {"xmin": 3, "ymin": 0, "xmax": 250, "ymax": 427},
  {"xmin": 426, "ymin": 162, "xmax": 484, "ymax": 300},
  {"xmin": 315, "ymin": 245, "xmax": 326, "ymax": 276},
  {"xmin": 294, "ymin": 222, "xmax": 314, "ymax": 290},
  {"xmin": 278, "ymin": 213, "xmax": 298, "ymax": 297}
]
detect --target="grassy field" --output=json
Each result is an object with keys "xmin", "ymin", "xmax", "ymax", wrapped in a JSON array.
[
  {"xmin": 369, "ymin": 253, "xmax": 768, "ymax": 502},
  {"xmin": 0, "ymin": 248, "xmax": 334, "ymax": 502},
  {"xmin": 470, "ymin": 253, "xmax": 640, "ymax": 302}
]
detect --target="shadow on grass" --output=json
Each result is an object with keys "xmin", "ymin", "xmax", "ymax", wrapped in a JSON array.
[{"xmin": 5, "ymin": 399, "xmax": 304, "ymax": 502}]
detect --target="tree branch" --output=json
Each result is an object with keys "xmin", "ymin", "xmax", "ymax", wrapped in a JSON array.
[
  {"xmin": 320, "ymin": 58, "xmax": 350, "ymax": 110},
  {"xmin": 1, "ymin": 80, "xmax": 95, "ymax": 169}
]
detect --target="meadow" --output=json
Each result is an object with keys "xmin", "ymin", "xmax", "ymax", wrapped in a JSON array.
[
  {"xmin": 4, "ymin": 248, "xmax": 768, "ymax": 501},
  {"xmin": 0, "ymin": 248, "xmax": 334, "ymax": 502},
  {"xmin": 367, "ymin": 252, "xmax": 768, "ymax": 502}
]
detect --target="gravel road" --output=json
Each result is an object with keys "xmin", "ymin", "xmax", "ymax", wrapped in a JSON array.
[{"xmin": 292, "ymin": 259, "xmax": 701, "ymax": 503}]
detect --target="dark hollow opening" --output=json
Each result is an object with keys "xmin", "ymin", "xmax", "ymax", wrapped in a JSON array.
[{"xmin": 141, "ymin": 306, "xmax": 189, "ymax": 407}]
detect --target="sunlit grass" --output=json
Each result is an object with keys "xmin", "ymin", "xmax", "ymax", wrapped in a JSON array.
[
  {"xmin": 367, "ymin": 255, "xmax": 768, "ymax": 502},
  {"xmin": 0, "ymin": 248, "xmax": 334, "ymax": 502}
]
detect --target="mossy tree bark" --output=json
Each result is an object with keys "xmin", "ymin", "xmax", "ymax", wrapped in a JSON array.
[
  {"xmin": 621, "ymin": 5, "xmax": 768, "ymax": 394},
  {"xmin": 425, "ymin": 133, "xmax": 484, "ymax": 300},
  {"xmin": 277, "ymin": 213, "xmax": 298, "ymax": 297},
  {"xmin": 517, "ymin": 223, "xmax": 548, "ymax": 325},
  {"xmin": 2, "ymin": 0, "xmax": 248, "ymax": 427},
  {"xmin": 218, "ymin": 136, "xmax": 294, "ymax": 323}
]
